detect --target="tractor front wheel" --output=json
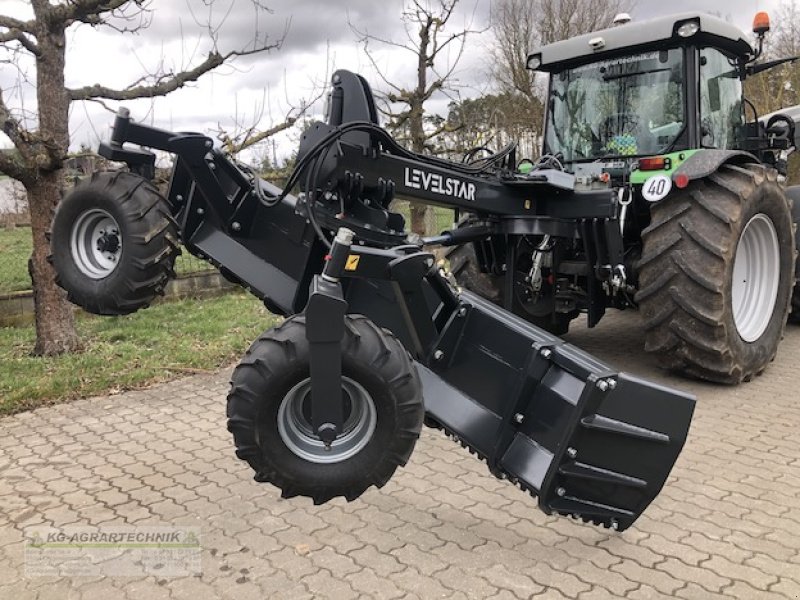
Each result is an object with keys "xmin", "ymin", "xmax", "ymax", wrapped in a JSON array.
[
  {"xmin": 637, "ymin": 163, "xmax": 794, "ymax": 383},
  {"xmin": 226, "ymin": 314, "xmax": 424, "ymax": 504}
]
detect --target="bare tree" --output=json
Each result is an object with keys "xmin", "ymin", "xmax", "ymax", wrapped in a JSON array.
[
  {"xmin": 0, "ymin": 1, "xmax": 279, "ymax": 355},
  {"xmin": 213, "ymin": 74, "xmax": 327, "ymax": 157},
  {"xmin": 489, "ymin": 0, "xmax": 634, "ymax": 158},
  {"xmin": 352, "ymin": 0, "xmax": 483, "ymax": 234}
]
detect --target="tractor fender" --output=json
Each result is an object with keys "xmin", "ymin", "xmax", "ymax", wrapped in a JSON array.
[{"xmin": 671, "ymin": 149, "xmax": 758, "ymax": 185}]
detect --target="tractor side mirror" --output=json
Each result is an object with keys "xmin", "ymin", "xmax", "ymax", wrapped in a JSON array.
[{"xmin": 753, "ymin": 12, "xmax": 770, "ymax": 36}]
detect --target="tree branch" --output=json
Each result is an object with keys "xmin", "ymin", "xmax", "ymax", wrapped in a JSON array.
[
  {"xmin": 69, "ymin": 49, "xmax": 212, "ymax": 101},
  {"xmin": 0, "ymin": 29, "xmax": 41, "ymax": 56},
  {"xmin": 220, "ymin": 118, "xmax": 297, "ymax": 155},
  {"xmin": 0, "ymin": 149, "xmax": 28, "ymax": 182},
  {"xmin": 0, "ymin": 88, "xmax": 32, "ymax": 154},
  {"xmin": 0, "ymin": 15, "xmax": 34, "ymax": 33},
  {"xmin": 50, "ymin": 0, "xmax": 135, "ymax": 25},
  {"xmin": 68, "ymin": 26, "xmax": 280, "ymax": 103}
]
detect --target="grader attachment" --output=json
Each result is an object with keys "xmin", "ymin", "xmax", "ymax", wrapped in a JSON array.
[{"xmin": 51, "ymin": 100, "xmax": 695, "ymax": 533}]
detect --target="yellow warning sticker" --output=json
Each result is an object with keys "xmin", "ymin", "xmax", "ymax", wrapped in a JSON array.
[{"xmin": 345, "ymin": 255, "xmax": 360, "ymax": 271}]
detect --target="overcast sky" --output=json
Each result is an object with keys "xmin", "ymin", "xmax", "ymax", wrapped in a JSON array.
[{"xmin": 0, "ymin": 0, "xmax": 785, "ymax": 164}]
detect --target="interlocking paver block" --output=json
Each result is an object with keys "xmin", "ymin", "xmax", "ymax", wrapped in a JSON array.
[{"xmin": 1, "ymin": 313, "xmax": 799, "ymax": 598}]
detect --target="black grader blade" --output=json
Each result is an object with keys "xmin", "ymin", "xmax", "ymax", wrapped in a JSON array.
[{"xmin": 420, "ymin": 292, "xmax": 695, "ymax": 531}]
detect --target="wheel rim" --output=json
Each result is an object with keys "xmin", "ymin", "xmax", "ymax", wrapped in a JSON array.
[
  {"xmin": 70, "ymin": 208, "xmax": 122, "ymax": 280},
  {"xmin": 277, "ymin": 377, "xmax": 377, "ymax": 464},
  {"xmin": 732, "ymin": 213, "xmax": 781, "ymax": 342}
]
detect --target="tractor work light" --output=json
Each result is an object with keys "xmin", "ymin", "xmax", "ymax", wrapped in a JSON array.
[
  {"xmin": 676, "ymin": 20, "xmax": 700, "ymax": 38},
  {"xmin": 589, "ymin": 37, "xmax": 606, "ymax": 51},
  {"xmin": 527, "ymin": 54, "xmax": 542, "ymax": 70}
]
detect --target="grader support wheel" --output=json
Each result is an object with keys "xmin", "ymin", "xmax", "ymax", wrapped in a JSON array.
[
  {"xmin": 50, "ymin": 171, "xmax": 179, "ymax": 315},
  {"xmin": 227, "ymin": 314, "xmax": 424, "ymax": 504}
]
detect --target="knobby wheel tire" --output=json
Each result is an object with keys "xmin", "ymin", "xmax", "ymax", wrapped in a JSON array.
[
  {"xmin": 227, "ymin": 314, "xmax": 424, "ymax": 504},
  {"xmin": 50, "ymin": 171, "xmax": 179, "ymax": 315}
]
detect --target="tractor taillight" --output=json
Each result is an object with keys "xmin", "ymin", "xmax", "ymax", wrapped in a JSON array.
[{"xmin": 639, "ymin": 157, "xmax": 669, "ymax": 171}]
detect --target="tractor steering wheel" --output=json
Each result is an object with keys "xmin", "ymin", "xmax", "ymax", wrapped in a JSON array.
[{"xmin": 602, "ymin": 112, "xmax": 640, "ymax": 137}]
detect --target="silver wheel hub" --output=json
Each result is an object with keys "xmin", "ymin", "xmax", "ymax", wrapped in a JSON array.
[
  {"xmin": 277, "ymin": 377, "xmax": 377, "ymax": 464},
  {"xmin": 70, "ymin": 208, "xmax": 122, "ymax": 280},
  {"xmin": 732, "ymin": 213, "xmax": 780, "ymax": 342}
]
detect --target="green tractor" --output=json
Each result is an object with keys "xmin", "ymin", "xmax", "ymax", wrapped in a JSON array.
[{"xmin": 453, "ymin": 11, "xmax": 800, "ymax": 384}]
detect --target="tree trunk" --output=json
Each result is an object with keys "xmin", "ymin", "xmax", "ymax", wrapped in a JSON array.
[
  {"xmin": 27, "ymin": 19, "xmax": 81, "ymax": 355},
  {"xmin": 26, "ymin": 175, "xmax": 81, "ymax": 355},
  {"xmin": 409, "ymin": 94, "xmax": 435, "ymax": 235}
]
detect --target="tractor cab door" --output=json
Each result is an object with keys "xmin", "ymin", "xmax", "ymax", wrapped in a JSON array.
[{"xmin": 699, "ymin": 46, "xmax": 745, "ymax": 149}]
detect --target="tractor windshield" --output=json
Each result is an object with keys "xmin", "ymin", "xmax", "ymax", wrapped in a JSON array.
[{"xmin": 545, "ymin": 48, "xmax": 684, "ymax": 163}]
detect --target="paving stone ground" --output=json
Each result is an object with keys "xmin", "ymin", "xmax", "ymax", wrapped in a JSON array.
[{"xmin": 1, "ymin": 310, "xmax": 799, "ymax": 599}]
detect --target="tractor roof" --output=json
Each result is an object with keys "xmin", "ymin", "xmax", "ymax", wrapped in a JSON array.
[{"xmin": 529, "ymin": 13, "xmax": 753, "ymax": 73}]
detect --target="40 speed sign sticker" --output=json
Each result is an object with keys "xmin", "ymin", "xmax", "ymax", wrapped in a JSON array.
[{"xmin": 641, "ymin": 174, "xmax": 672, "ymax": 202}]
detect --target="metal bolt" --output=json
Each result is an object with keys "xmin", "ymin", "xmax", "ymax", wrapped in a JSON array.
[
  {"xmin": 556, "ymin": 487, "xmax": 566, "ymax": 497},
  {"xmin": 196, "ymin": 208, "xmax": 205, "ymax": 215},
  {"xmin": 231, "ymin": 222, "xmax": 241, "ymax": 232},
  {"xmin": 606, "ymin": 378, "xmax": 617, "ymax": 390},
  {"xmin": 433, "ymin": 350, "xmax": 444, "ymax": 361},
  {"xmin": 513, "ymin": 413, "xmax": 524, "ymax": 424},
  {"xmin": 610, "ymin": 520, "xmax": 619, "ymax": 531},
  {"xmin": 540, "ymin": 348, "xmax": 552, "ymax": 359},
  {"xmin": 596, "ymin": 379, "xmax": 609, "ymax": 392},
  {"xmin": 176, "ymin": 195, "xmax": 183, "ymax": 202},
  {"xmin": 458, "ymin": 307, "xmax": 467, "ymax": 317},
  {"xmin": 205, "ymin": 140, "xmax": 212, "ymax": 148},
  {"xmin": 426, "ymin": 258, "xmax": 435, "ymax": 268},
  {"xmin": 567, "ymin": 447, "xmax": 577, "ymax": 459}
]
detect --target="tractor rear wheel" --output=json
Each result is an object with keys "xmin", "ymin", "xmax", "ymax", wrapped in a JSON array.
[
  {"xmin": 226, "ymin": 314, "xmax": 424, "ymax": 504},
  {"xmin": 447, "ymin": 240, "xmax": 576, "ymax": 335},
  {"xmin": 50, "ymin": 171, "xmax": 179, "ymax": 315},
  {"xmin": 637, "ymin": 163, "xmax": 794, "ymax": 384},
  {"xmin": 783, "ymin": 185, "xmax": 800, "ymax": 323}
]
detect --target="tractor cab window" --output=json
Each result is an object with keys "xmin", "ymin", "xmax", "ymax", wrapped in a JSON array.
[
  {"xmin": 544, "ymin": 48, "xmax": 684, "ymax": 164},
  {"xmin": 699, "ymin": 47, "xmax": 744, "ymax": 149}
]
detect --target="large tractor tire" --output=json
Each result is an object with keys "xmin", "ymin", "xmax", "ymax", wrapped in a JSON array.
[
  {"xmin": 446, "ymin": 240, "xmax": 576, "ymax": 335},
  {"xmin": 227, "ymin": 314, "xmax": 424, "ymax": 504},
  {"xmin": 637, "ymin": 163, "xmax": 794, "ymax": 384},
  {"xmin": 783, "ymin": 185, "xmax": 800, "ymax": 323},
  {"xmin": 50, "ymin": 171, "xmax": 178, "ymax": 315}
]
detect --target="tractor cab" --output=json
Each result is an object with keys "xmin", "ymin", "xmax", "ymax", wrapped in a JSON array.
[{"xmin": 527, "ymin": 12, "xmax": 797, "ymax": 180}]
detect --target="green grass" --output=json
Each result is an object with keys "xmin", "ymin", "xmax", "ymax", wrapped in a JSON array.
[
  {"xmin": 0, "ymin": 292, "xmax": 278, "ymax": 415},
  {"xmin": 0, "ymin": 227, "xmax": 31, "ymax": 294},
  {"xmin": 0, "ymin": 227, "xmax": 213, "ymax": 295}
]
